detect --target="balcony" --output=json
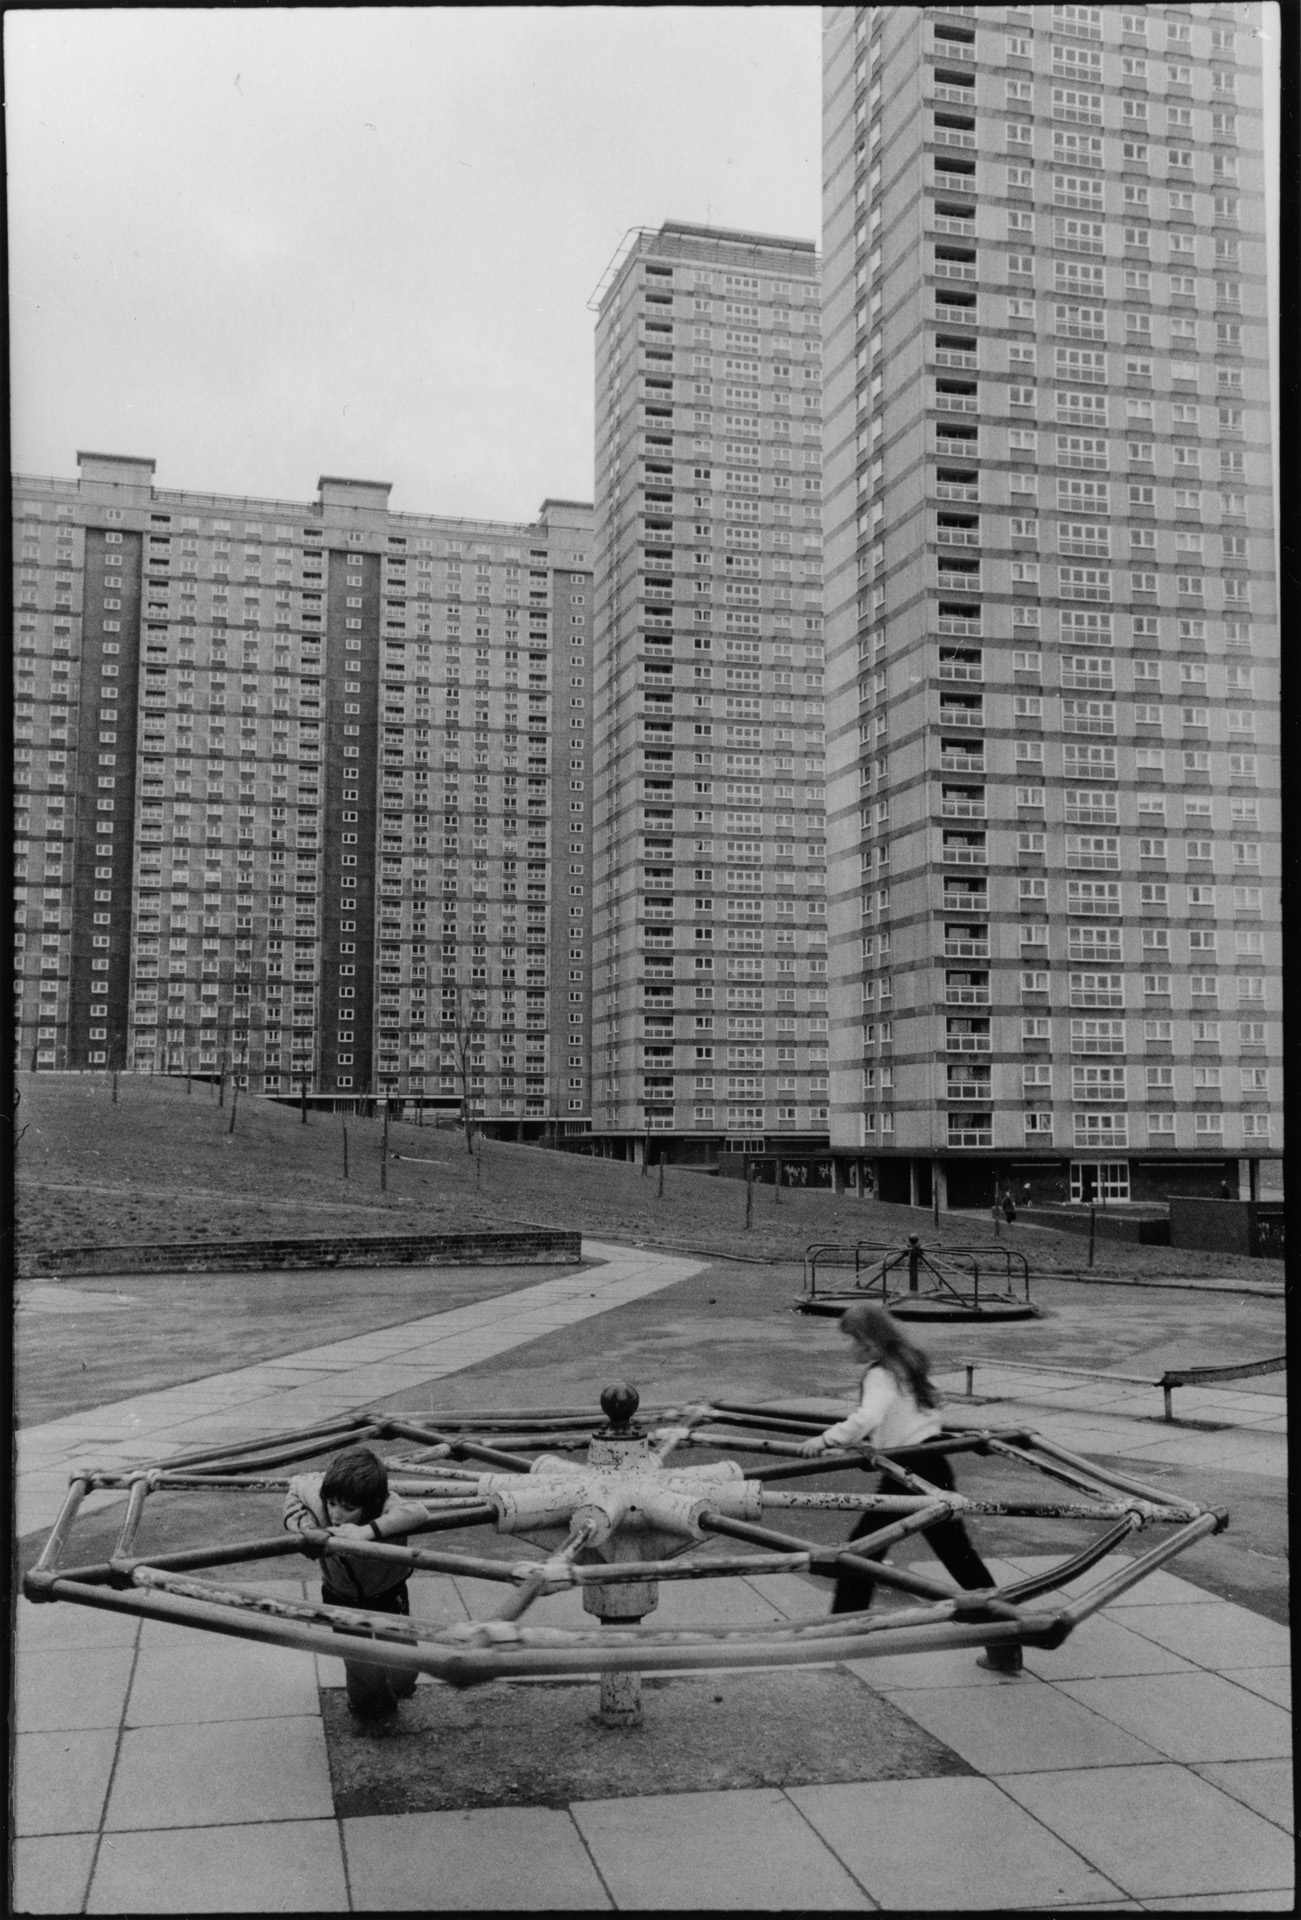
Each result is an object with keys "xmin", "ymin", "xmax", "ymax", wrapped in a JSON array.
[
  {"xmin": 946, "ymin": 984, "xmax": 990, "ymax": 1006},
  {"xmin": 941, "ymin": 798, "xmax": 986, "ymax": 820},
  {"xmin": 945, "ymin": 938, "xmax": 990, "ymax": 960},
  {"xmin": 936, "ymin": 524, "xmax": 979, "ymax": 545},
  {"xmin": 948, "ymin": 1120, "xmax": 993, "ymax": 1147},
  {"xmin": 940, "ymin": 749, "xmax": 985, "ymax": 774},
  {"xmin": 934, "ymin": 348, "xmax": 977, "ymax": 371},
  {"xmin": 936, "ymin": 479, "xmax": 979, "ymax": 502}
]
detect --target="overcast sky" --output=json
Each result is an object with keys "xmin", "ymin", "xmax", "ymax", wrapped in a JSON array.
[{"xmin": 7, "ymin": 7, "xmax": 821, "ymax": 522}]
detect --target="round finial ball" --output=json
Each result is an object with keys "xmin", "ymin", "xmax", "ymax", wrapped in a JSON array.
[{"xmin": 599, "ymin": 1383, "xmax": 640, "ymax": 1430}]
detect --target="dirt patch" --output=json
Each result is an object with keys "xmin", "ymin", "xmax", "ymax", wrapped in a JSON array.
[{"xmin": 321, "ymin": 1664, "xmax": 974, "ymax": 1815}]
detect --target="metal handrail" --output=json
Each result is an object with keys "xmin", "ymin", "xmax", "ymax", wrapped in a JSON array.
[{"xmin": 961, "ymin": 1353, "xmax": 1286, "ymax": 1423}]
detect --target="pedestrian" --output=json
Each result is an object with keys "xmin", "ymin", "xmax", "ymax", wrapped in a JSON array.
[
  {"xmin": 797, "ymin": 1302, "xmax": 1022, "ymax": 1673},
  {"xmin": 284, "ymin": 1445, "xmax": 428, "ymax": 1721},
  {"xmin": 1002, "ymin": 1188, "xmax": 1017, "ymax": 1226}
]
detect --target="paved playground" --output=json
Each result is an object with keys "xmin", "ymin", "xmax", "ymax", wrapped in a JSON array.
[{"xmin": 14, "ymin": 1241, "xmax": 1291, "ymax": 1911}]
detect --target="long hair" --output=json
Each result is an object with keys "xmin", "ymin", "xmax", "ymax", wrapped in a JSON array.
[{"xmin": 838, "ymin": 1302, "xmax": 938, "ymax": 1410}]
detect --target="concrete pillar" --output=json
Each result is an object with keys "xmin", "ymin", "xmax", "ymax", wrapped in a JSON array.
[
  {"xmin": 909, "ymin": 1159, "xmax": 921, "ymax": 1208},
  {"xmin": 934, "ymin": 1162, "xmax": 948, "ymax": 1212}
]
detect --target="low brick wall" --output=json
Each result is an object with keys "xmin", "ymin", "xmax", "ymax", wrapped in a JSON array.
[
  {"xmin": 1168, "ymin": 1199, "xmax": 1284, "ymax": 1260},
  {"xmin": 1016, "ymin": 1206, "xmax": 1171, "ymax": 1247},
  {"xmin": 28, "ymin": 1229, "xmax": 582, "ymax": 1278}
]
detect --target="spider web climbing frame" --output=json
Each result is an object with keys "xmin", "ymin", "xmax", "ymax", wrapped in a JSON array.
[{"xmin": 23, "ymin": 1397, "xmax": 1225, "ymax": 1687}]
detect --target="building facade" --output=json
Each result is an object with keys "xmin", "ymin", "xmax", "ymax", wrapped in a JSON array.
[
  {"xmin": 13, "ymin": 452, "xmax": 594, "ymax": 1132},
  {"xmin": 821, "ymin": 3, "xmax": 1280, "ymax": 1206},
  {"xmin": 590, "ymin": 221, "xmax": 830, "ymax": 1163}
]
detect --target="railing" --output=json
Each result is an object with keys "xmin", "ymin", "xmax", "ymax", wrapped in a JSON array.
[
  {"xmin": 803, "ymin": 1236, "xmax": 1033, "ymax": 1315},
  {"xmin": 960, "ymin": 1354, "xmax": 1285, "ymax": 1424}
]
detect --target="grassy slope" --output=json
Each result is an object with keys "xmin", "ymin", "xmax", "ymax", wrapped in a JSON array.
[{"xmin": 14, "ymin": 1073, "xmax": 1280, "ymax": 1284}]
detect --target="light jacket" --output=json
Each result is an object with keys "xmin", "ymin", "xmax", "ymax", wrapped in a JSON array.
[{"xmin": 819, "ymin": 1364, "xmax": 942, "ymax": 1454}]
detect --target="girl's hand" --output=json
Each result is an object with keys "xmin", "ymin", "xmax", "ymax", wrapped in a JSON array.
[
  {"xmin": 330, "ymin": 1521, "xmax": 372, "ymax": 1539},
  {"xmin": 797, "ymin": 1435, "xmax": 828, "ymax": 1458}
]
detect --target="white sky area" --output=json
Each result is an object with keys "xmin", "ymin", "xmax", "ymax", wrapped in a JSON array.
[{"xmin": 6, "ymin": 7, "xmax": 821, "ymax": 521}]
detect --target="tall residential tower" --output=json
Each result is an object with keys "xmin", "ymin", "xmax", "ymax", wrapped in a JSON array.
[
  {"xmin": 821, "ymin": 4, "xmax": 1280, "ymax": 1206},
  {"xmin": 13, "ymin": 453, "xmax": 594, "ymax": 1133},
  {"xmin": 590, "ymin": 222, "xmax": 829, "ymax": 1162}
]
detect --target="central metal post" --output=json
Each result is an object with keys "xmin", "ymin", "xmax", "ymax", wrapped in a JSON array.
[{"xmin": 585, "ymin": 1384, "xmax": 656, "ymax": 1727}]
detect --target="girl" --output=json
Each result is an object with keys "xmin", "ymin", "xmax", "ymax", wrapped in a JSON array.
[{"xmin": 798, "ymin": 1302, "xmax": 1022, "ymax": 1673}]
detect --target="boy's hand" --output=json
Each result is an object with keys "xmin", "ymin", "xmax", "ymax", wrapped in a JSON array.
[
  {"xmin": 330, "ymin": 1521, "xmax": 373, "ymax": 1540},
  {"xmin": 797, "ymin": 1435, "xmax": 829, "ymax": 1458}
]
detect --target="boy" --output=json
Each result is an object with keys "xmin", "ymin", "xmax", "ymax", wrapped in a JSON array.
[{"xmin": 283, "ymin": 1445, "xmax": 427, "ymax": 1721}]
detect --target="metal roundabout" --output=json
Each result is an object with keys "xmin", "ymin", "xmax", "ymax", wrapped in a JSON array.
[
  {"xmin": 800, "ymin": 1235, "xmax": 1042, "ymax": 1321},
  {"xmin": 24, "ymin": 1385, "xmax": 1224, "ymax": 1725}
]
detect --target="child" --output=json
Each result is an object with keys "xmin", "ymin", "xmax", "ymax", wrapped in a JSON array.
[
  {"xmin": 283, "ymin": 1445, "xmax": 427, "ymax": 1720},
  {"xmin": 797, "ymin": 1302, "xmax": 1022, "ymax": 1674}
]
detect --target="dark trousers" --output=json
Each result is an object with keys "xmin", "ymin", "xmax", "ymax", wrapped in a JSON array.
[
  {"xmin": 830, "ymin": 1451, "xmax": 995, "ymax": 1615},
  {"xmin": 321, "ymin": 1578, "xmax": 418, "ymax": 1718}
]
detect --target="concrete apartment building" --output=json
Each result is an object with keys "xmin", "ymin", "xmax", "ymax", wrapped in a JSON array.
[
  {"xmin": 590, "ymin": 221, "xmax": 830, "ymax": 1165},
  {"xmin": 13, "ymin": 451, "xmax": 595, "ymax": 1133},
  {"xmin": 820, "ymin": 3, "xmax": 1280, "ymax": 1207}
]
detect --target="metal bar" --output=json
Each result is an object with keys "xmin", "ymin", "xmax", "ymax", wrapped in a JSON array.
[
  {"xmin": 27, "ymin": 1478, "xmax": 91, "ymax": 1580},
  {"xmin": 698, "ymin": 1511, "xmax": 979, "ymax": 1604},
  {"xmin": 991, "ymin": 1516, "xmax": 1144, "ymax": 1605},
  {"xmin": 148, "ymin": 1414, "xmax": 377, "ymax": 1473},
  {"xmin": 113, "ymin": 1477, "xmax": 152, "ymax": 1558},
  {"xmin": 1025, "ymin": 1435, "xmax": 1210, "ymax": 1517},
  {"xmin": 31, "ymin": 1572, "xmax": 1047, "ymax": 1682},
  {"xmin": 493, "ymin": 1520, "xmax": 599, "ymax": 1623},
  {"xmin": 1049, "ymin": 1512, "xmax": 1224, "ymax": 1627},
  {"xmin": 378, "ymin": 1418, "xmax": 534, "ymax": 1472}
]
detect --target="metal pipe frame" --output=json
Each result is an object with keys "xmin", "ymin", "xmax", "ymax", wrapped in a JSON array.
[{"xmin": 21, "ymin": 1398, "xmax": 1226, "ymax": 1682}]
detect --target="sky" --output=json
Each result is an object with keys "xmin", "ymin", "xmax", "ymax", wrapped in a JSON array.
[{"xmin": 6, "ymin": 7, "xmax": 822, "ymax": 522}]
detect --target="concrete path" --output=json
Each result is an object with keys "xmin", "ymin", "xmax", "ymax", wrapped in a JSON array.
[
  {"xmin": 14, "ymin": 1243, "xmax": 1291, "ymax": 1913},
  {"xmin": 16, "ymin": 1242, "xmax": 704, "ymax": 1539}
]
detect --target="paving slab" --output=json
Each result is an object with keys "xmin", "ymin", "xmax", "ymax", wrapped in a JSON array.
[
  {"xmin": 995, "ymin": 1762, "xmax": 1295, "ymax": 1899},
  {"xmin": 16, "ymin": 1645, "xmax": 137, "ymax": 1734},
  {"xmin": 571, "ymin": 1786, "xmax": 872, "ymax": 1910},
  {"xmin": 11, "ymin": 1834, "xmax": 98, "ymax": 1915},
  {"xmin": 105, "ymin": 1717, "xmax": 335, "ymax": 1830},
  {"xmin": 1116, "ymin": 1599, "xmax": 1292, "ymax": 1670},
  {"xmin": 1191, "ymin": 1758, "xmax": 1293, "ymax": 1830},
  {"xmin": 16, "ymin": 1598, "xmax": 141, "ymax": 1654},
  {"xmin": 788, "ymin": 1774, "xmax": 1125, "ymax": 1910},
  {"xmin": 343, "ymin": 1806, "xmax": 611, "ymax": 1911},
  {"xmin": 1020, "ymin": 1613, "xmax": 1196, "ymax": 1682},
  {"xmin": 85, "ymin": 1818, "xmax": 349, "ymax": 1914},
  {"xmin": 883, "ymin": 1675, "xmax": 1166, "ymax": 1774},
  {"xmin": 1220, "ymin": 1665, "xmax": 1293, "ymax": 1708},
  {"xmin": 1140, "ymin": 1892, "xmax": 1295, "ymax": 1911},
  {"xmin": 14, "ymin": 1728, "xmax": 120, "ymax": 1837},
  {"xmin": 126, "ymin": 1636, "xmax": 322, "ymax": 1725},
  {"xmin": 1057, "ymin": 1671, "xmax": 1292, "ymax": 1763}
]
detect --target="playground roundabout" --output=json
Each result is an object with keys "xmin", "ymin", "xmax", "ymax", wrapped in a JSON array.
[{"xmin": 24, "ymin": 1382, "xmax": 1227, "ymax": 1727}]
